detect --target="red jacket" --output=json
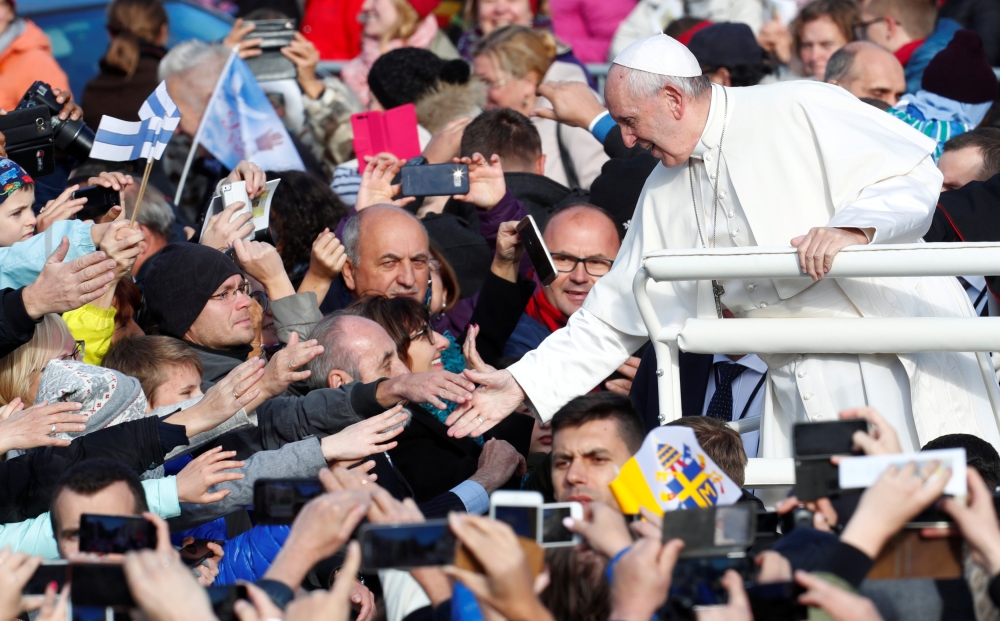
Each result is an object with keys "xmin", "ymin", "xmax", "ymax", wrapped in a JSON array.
[{"xmin": 301, "ymin": 0, "xmax": 365, "ymax": 60}]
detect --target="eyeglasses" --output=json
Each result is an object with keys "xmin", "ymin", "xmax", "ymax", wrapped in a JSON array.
[
  {"xmin": 208, "ymin": 279, "xmax": 253, "ymax": 304},
  {"xmin": 408, "ymin": 324, "xmax": 433, "ymax": 343},
  {"xmin": 59, "ymin": 340, "xmax": 85, "ymax": 362},
  {"xmin": 852, "ymin": 17, "xmax": 885, "ymax": 40},
  {"xmin": 551, "ymin": 253, "xmax": 614, "ymax": 277},
  {"xmin": 477, "ymin": 77, "xmax": 510, "ymax": 91},
  {"xmin": 251, "ymin": 290, "xmax": 270, "ymax": 314}
]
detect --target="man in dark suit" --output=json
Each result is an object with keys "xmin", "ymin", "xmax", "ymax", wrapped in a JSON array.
[{"xmin": 306, "ymin": 313, "xmax": 529, "ymax": 516}]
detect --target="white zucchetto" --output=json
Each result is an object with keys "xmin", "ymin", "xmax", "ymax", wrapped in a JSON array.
[{"xmin": 612, "ymin": 34, "xmax": 702, "ymax": 78}]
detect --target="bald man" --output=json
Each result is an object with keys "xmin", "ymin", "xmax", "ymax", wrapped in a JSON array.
[
  {"xmin": 825, "ymin": 41, "xmax": 907, "ymax": 107},
  {"xmin": 341, "ymin": 204, "xmax": 432, "ymax": 301}
]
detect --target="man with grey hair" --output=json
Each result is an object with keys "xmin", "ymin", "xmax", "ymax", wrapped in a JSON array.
[
  {"xmin": 160, "ymin": 41, "xmax": 231, "ymax": 139},
  {"xmin": 451, "ymin": 33, "xmax": 1000, "ymax": 460},
  {"xmin": 824, "ymin": 41, "xmax": 907, "ymax": 108},
  {"xmin": 340, "ymin": 204, "xmax": 432, "ymax": 304},
  {"xmin": 126, "ymin": 183, "xmax": 175, "ymax": 284}
]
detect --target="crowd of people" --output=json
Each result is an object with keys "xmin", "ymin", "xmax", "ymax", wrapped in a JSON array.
[{"xmin": 2, "ymin": 0, "xmax": 1000, "ymax": 619}]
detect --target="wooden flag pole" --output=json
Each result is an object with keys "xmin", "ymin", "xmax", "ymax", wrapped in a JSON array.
[{"xmin": 130, "ymin": 157, "xmax": 155, "ymax": 228}]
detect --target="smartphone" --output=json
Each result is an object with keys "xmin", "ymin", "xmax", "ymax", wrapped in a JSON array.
[
  {"xmin": 70, "ymin": 564, "xmax": 135, "ymax": 608},
  {"xmin": 540, "ymin": 502, "xmax": 583, "ymax": 548},
  {"xmin": 359, "ymin": 519, "xmax": 456, "ymax": 572},
  {"xmin": 489, "ymin": 490, "xmax": 543, "ymax": 541},
  {"xmin": 661, "ymin": 505, "xmax": 756, "ymax": 558},
  {"xmin": 669, "ymin": 556, "xmax": 753, "ymax": 609},
  {"xmin": 793, "ymin": 419, "xmax": 868, "ymax": 458},
  {"xmin": 756, "ymin": 511, "xmax": 780, "ymax": 537},
  {"xmin": 516, "ymin": 215, "xmax": 558, "ymax": 287},
  {"xmin": 206, "ymin": 585, "xmax": 248, "ymax": 621},
  {"xmin": 253, "ymin": 478, "xmax": 324, "ymax": 525},
  {"xmin": 868, "ymin": 529, "xmax": 963, "ymax": 580},
  {"xmin": 746, "ymin": 582, "xmax": 808, "ymax": 621},
  {"xmin": 181, "ymin": 539, "xmax": 224, "ymax": 567},
  {"xmin": 78, "ymin": 514, "xmax": 157, "ymax": 554},
  {"xmin": 23, "ymin": 562, "xmax": 69, "ymax": 595},
  {"xmin": 400, "ymin": 163, "xmax": 470, "ymax": 197},
  {"xmin": 242, "ymin": 19, "xmax": 297, "ymax": 82},
  {"xmin": 793, "ymin": 458, "xmax": 841, "ymax": 502},
  {"xmin": 72, "ymin": 185, "xmax": 120, "ymax": 221}
]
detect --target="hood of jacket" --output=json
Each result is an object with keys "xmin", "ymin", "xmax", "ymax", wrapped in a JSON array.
[
  {"xmin": 0, "ymin": 20, "xmax": 53, "ymax": 63},
  {"xmin": 36, "ymin": 360, "xmax": 147, "ymax": 441}
]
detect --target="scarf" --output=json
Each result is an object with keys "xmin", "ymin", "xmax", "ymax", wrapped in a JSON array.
[
  {"xmin": 418, "ymin": 331, "xmax": 484, "ymax": 445},
  {"xmin": 898, "ymin": 89, "xmax": 993, "ymax": 127},
  {"xmin": 525, "ymin": 287, "xmax": 568, "ymax": 334}
]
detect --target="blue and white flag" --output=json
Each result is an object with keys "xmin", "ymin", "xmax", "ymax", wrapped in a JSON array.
[
  {"xmin": 196, "ymin": 53, "xmax": 304, "ymax": 172},
  {"xmin": 90, "ymin": 81, "xmax": 180, "ymax": 162}
]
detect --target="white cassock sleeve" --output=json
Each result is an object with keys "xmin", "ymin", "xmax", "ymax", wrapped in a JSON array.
[
  {"xmin": 508, "ymin": 308, "xmax": 648, "ymax": 421},
  {"xmin": 826, "ymin": 155, "xmax": 943, "ymax": 244}
]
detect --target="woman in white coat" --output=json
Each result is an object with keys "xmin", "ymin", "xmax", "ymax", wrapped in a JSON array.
[{"xmin": 471, "ymin": 25, "xmax": 609, "ymax": 190}]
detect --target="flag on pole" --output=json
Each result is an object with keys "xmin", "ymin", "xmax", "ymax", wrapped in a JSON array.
[
  {"xmin": 89, "ymin": 81, "xmax": 180, "ymax": 162},
  {"xmin": 609, "ymin": 426, "xmax": 742, "ymax": 515},
  {"xmin": 196, "ymin": 53, "xmax": 305, "ymax": 172}
]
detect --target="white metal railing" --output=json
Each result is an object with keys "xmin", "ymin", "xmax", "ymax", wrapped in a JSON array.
[{"xmin": 632, "ymin": 243, "xmax": 1000, "ymax": 488}]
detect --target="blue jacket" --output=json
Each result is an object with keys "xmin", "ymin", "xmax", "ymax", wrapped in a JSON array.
[
  {"xmin": 216, "ymin": 525, "xmax": 290, "ymax": 585},
  {"xmin": 503, "ymin": 313, "xmax": 551, "ymax": 359},
  {"xmin": 905, "ymin": 18, "xmax": 962, "ymax": 93}
]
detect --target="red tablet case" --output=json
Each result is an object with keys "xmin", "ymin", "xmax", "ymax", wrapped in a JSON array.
[{"xmin": 351, "ymin": 103, "xmax": 421, "ymax": 173}]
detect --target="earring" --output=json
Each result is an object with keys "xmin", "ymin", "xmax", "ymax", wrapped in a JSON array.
[{"xmin": 522, "ymin": 95, "xmax": 530, "ymax": 109}]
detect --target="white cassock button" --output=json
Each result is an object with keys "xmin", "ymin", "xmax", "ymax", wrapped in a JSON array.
[
  {"xmin": 803, "ymin": 392, "xmax": 814, "ymax": 400},
  {"xmin": 710, "ymin": 171, "xmax": 717, "ymax": 180},
  {"xmin": 797, "ymin": 370, "xmax": 807, "ymax": 378},
  {"xmin": 731, "ymin": 229, "xmax": 739, "ymax": 237},
  {"xmin": 758, "ymin": 302, "xmax": 768, "ymax": 308},
  {"xmin": 747, "ymin": 283, "xmax": 757, "ymax": 291},
  {"xmin": 705, "ymin": 152, "xmax": 713, "ymax": 162},
  {"xmin": 727, "ymin": 210, "xmax": 735, "ymax": 218},
  {"xmin": 720, "ymin": 190, "xmax": 728, "ymax": 199}
]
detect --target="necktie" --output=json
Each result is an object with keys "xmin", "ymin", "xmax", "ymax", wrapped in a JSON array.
[{"xmin": 706, "ymin": 362, "xmax": 747, "ymax": 422}]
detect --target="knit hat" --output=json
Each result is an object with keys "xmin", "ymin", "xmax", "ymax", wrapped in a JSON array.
[
  {"xmin": 0, "ymin": 158, "xmax": 33, "ymax": 204},
  {"xmin": 368, "ymin": 48, "xmax": 471, "ymax": 110},
  {"xmin": 143, "ymin": 243, "xmax": 242, "ymax": 339},
  {"xmin": 687, "ymin": 22, "xmax": 764, "ymax": 68},
  {"xmin": 921, "ymin": 30, "xmax": 998, "ymax": 104},
  {"xmin": 37, "ymin": 360, "xmax": 147, "ymax": 441}
]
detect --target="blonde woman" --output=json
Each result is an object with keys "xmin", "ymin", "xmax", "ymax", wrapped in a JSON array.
[
  {"xmin": 472, "ymin": 25, "xmax": 608, "ymax": 189},
  {"xmin": 0, "ymin": 314, "xmax": 82, "ymax": 407}
]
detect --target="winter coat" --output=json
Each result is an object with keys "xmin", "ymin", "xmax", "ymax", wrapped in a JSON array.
[
  {"xmin": 82, "ymin": 44, "xmax": 166, "ymax": 132},
  {"xmin": 216, "ymin": 525, "xmax": 291, "ymax": 585},
  {"xmin": 549, "ymin": 0, "xmax": 636, "ymax": 63},
  {"xmin": 0, "ymin": 20, "xmax": 69, "ymax": 111}
]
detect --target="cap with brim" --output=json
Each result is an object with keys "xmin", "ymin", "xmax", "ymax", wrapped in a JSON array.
[{"xmin": 612, "ymin": 33, "xmax": 702, "ymax": 77}]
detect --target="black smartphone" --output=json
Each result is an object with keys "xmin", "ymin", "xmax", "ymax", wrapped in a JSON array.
[
  {"xmin": 253, "ymin": 478, "xmax": 324, "ymax": 525},
  {"xmin": 70, "ymin": 564, "xmax": 135, "ymax": 608},
  {"xmin": 747, "ymin": 581, "xmax": 808, "ymax": 621},
  {"xmin": 78, "ymin": 514, "xmax": 157, "ymax": 554},
  {"xmin": 181, "ymin": 539, "xmax": 224, "ymax": 567},
  {"xmin": 23, "ymin": 562, "xmax": 69, "ymax": 595},
  {"xmin": 359, "ymin": 519, "xmax": 456, "ymax": 572},
  {"xmin": 400, "ymin": 163, "xmax": 470, "ymax": 197},
  {"xmin": 207, "ymin": 585, "xmax": 248, "ymax": 621},
  {"xmin": 793, "ymin": 458, "xmax": 841, "ymax": 502},
  {"xmin": 73, "ymin": 185, "xmax": 120, "ymax": 221},
  {"xmin": 661, "ymin": 504, "xmax": 756, "ymax": 558},
  {"xmin": 793, "ymin": 419, "xmax": 869, "ymax": 458},
  {"xmin": 243, "ymin": 19, "xmax": 297, "ymax": 81},
  {"xmin": 669, "ymin": 556, "xmax": 753, "ymax": 609},
  {"xmin": 516, "ymin": 215, "xmax": 558, "ymax": 286}
]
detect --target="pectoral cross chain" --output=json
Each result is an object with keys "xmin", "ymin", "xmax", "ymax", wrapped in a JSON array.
[{"xmin": 712, "ymin": 280, "xmax": 725, "ymax": 318}]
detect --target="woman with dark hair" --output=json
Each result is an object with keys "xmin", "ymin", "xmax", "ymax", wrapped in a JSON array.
[{"xmin": 347, "ymin": 295, "xmax": 453, "ymax": 374}]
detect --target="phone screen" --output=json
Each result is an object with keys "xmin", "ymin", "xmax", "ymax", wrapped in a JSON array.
[
  {"xmin": 78, "ymin": 514, "xmax": 157, "ymax": 554},
  {"xmin": 494, "ymin": 505, "xmax": 539, "ymax": 540},
  {"xmin": 793, "ymin": 419, "xmax": 868, "ymax": 458},
  {"xmin": 541, "ymin": 506, "xmax": 574, "ymax": 545},
  {"xmin": 24, "ymin": 563, "xmax": 69, "ymax": 595},
  {"xmin": 746, "ymin": 582, "xmax": 808, "ymax": 621},
  {"xmin": 516, "ymin": 216, "xmax": 558, "ymax": 286},
  {"xmin": 70, "ymin": 564, "xmax": 135, "ymax": 608},
  {"xmin": 253, "ymin": 479, "xmax": 324, "ymax": 524},
  {"xmin": 360, "ymin": 520, "xmax": 456, "ymax": 571},
  {"xmin": 72, "ymin": 185, "xmax": 120, "ymax": 221}
]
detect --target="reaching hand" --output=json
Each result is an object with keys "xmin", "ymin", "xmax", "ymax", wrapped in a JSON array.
[
  {"xmin": 176, "ymin": 446, "xmax": 245, "ymax": 504},
  {"xmin": 282, "ymin": 32, "xmax": 323, "ymax": 99},
  {"xmin": 445, "ymin": 369, "xmax": 525, "ymax": 438},
  {"xmin": 356, "ymin": 154, "xmax": 413, "ymax": 210},
  {"xmin": 790, "ymin": 227, "xmax": 868, "ymax": 281},
  {"xmin": 36, "ymin": 185, "xmax": 86, "ymax": 232},
  {"xmin": 308, "ymin": 228, "xmax": 347, "ymax": 281},
  {"xmin": 563, "ymin": 500, "xmax": 633, "ymax": 558},
  {"xmin": 757, "ymin": 17, "xmax": 793, "ymax": 65},
  {"xmin": 201, "ymin": 200, "xmax": 254, "ymax": 249},
  {"xmin": 462, "ymin": 324, "xmax": 496, "ymax": 374},
  {"xmin": 444, "ymin": 514, "xmax": 554, "ymax": 621},
  {"xmin": 223, "ymin": 18, "xmax": 263, "ymax": 59},
  {"xmin": 320, "ymin": 405, "xmax": 409, "ymax": 461},
  {"xmin": 21, "ymin": 238, "xmax": 117, "ymax": 318},
  {"xmin": 533, "ymin": 81, "xmax": 607, "ymax": 130},
  {"xmin": 0, "ymin": 400, "xmax": 87, "ymax": 453},
  {"xmin": 377, "ymin": 370, "xmax": 476, "ymax": 410},
  {"xmin": 607, "ymin": 537, "xmax": 685, "ymax": 621},
  {"xmin": 942, "ymin": 467, "xmax": 1000, "ymax": 576},
  {"xmin": 796, "ymin": 570, "xmax": 884, "ymax": 621},
  {"xmin": 232, "ymin": 238, "xmax": 296, "ymax": 299},
  {"xmin": 839, "ymin": 407, "xmax": 901, "ymax": 456},
  {"xmin": 87, "ymin": 171, "xmax": 134, "ymax": 192},
  {"xmin": 452, "ymin": 153, "xmax": 505, "ymax": 210},
  {"xmin": 468, "ymin": 438, "xmax": 527, "ymax": 493},
  {"xmin": 166, "ymin": 358, "xmax": 264, "ymax": 437},
  {"xmin": 124, "ymin": 548, "xmax": 216, "ymax": 621},
  {"xmin": 0, "ymin": 547, "xmax": 43, "ymax": 621},
  {"xmin": 255, "ymin": 332, "xmax": 324, "ymax": 400},
  {"xmin": 224, "ymin": 161, "xmax": 267, "ymax": 199},
  {"xmin": 840, "ymin": 460, "xmax": 951, "ymax": 559},
  {"xmin": 423, "ymin": 117, "xmax": 473, "ymax": 164},
  {"xmin": 605, "ymin": 356, "xmax": 640, "ymax": 396}
]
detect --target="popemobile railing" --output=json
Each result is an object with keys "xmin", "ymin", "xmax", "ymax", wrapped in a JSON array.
[{"xmin": 632, "ymin": 243, "xmax": 1000, "ymax": 488}]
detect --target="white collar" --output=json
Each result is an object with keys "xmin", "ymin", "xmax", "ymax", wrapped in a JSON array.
[
  {"xmin": 712, "ymin": 353, "xmax": 767, "ymax": 374},
  {"xmin": 691, "ymin": 84, "xmax": 724, "ymax": 160}
]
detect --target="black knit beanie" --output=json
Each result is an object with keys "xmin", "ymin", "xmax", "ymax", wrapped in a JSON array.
[
  {"xmin": 921, "ymin": 30, "xmax": 998, "ymax": 104},
  {"xmin": 368, "ymin": 48, "xmax": 471, "ymax": 110},
  {"xmin": 143, "ymin": 243, "xmax": 242, "ymax": 339}
]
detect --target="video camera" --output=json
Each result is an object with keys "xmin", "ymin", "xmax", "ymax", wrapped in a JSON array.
[{"xmin": 0, "ymin": 81, "xmax": 95, "ymax": 177}]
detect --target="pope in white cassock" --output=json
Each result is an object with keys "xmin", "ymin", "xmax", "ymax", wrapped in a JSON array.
[{"xmin": 444, "ymin": 34, "xmax": 1000, "ymax": 457}]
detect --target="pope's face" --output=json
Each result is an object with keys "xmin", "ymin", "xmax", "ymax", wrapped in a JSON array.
[{"xmin": 605, "ymin": 66, "xmax": 703, "ymax": 168}]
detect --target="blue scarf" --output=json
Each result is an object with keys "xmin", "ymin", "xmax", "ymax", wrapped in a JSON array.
[{"xmin": 419, "ymin": 331, "xmax": 484, "ymax": 446}]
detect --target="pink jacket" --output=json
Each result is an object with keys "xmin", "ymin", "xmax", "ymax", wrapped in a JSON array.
[{"xmin": 549, "ymin": 0, "xmax": 636, "ymax": 63}]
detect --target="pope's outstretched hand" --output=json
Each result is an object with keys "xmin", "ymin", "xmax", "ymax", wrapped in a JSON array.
[{"xmin": 445, "ymin": 369, "xmax": 526, "ymax": 438}]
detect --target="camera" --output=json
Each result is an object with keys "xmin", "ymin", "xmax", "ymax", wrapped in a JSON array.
[{"xmin": 17, "ymin": 82, "xmax": 94, "ymax": 160}]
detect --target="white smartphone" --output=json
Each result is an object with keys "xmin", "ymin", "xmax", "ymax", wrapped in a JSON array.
[
  {"xmin": 540, "ymin": 502, "xmax": 583, "ymax": 548},
  {"xmin": 489, "ymin": 490, "xmax": 543, "ymax": 542},
  {"xmin": 220, "ymin": 180, "xmax": 254, "ymax": 241},
  {"xmin": 838, "ymin": 448, "xmax": 967, "ymax": 496}
]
